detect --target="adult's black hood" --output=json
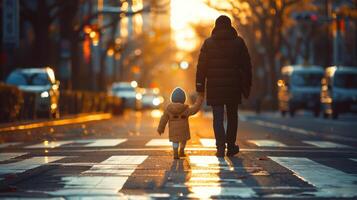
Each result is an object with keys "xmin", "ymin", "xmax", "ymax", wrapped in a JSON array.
[{"xmin": 211, "ymin": 15, "xmax": 237, "ymax": 40}]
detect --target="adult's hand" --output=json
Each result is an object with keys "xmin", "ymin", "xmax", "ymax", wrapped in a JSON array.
[{"xmin": 197, "ymin": 92, "xmax": 204, "ymax": 97}]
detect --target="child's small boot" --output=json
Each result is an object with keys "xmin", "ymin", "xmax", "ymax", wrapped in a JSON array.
[
  {"xmin": 179, "ymin": 142, "xmax": 187, "ymax": 157},
  {"xmin": 173, "ymin": 148, "xmax": 179, "ymax": 159}
]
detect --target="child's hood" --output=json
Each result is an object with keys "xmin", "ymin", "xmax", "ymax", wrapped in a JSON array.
[{"xmin": 166, "ymin": 103, "xmax": 189, "ymax": 115}]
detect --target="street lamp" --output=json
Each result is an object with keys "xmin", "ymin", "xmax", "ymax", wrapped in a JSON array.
[
  {"xmin": 89, "ymin": 31, "xmax": 97, "ymax": 39},
  {"xmin": 107, "ymin": 48, "xmax": 114, "ymax": 56}
]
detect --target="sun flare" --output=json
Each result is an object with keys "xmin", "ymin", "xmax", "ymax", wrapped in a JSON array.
[{"xmin": 170, "ymin": 0, "xmax": 226, "ymax": 51}]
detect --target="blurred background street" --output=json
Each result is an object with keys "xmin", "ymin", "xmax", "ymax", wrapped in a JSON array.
[{"xmin": 1, "ymin": 0, "xmax": 357, "ymax": 199}]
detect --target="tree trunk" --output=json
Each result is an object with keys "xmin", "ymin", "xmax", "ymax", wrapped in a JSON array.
[
  {"xmin": 70, "ymin": 40, "xmax": 80, "ymax": 90},
  {"xmin": 267, "ymin": 50, "xmax": 278, "ymax": 109}
]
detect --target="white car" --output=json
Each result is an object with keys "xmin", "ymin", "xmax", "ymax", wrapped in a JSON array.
[
  {"xmin": 6, "ymin": 67, "xmax": 60, "ymax": 118},
  {"xmin": 277, "ymin": 65, "xmax": 324, "ymax": 117},
  {"xmin": 321, "ymin": 66, "xmax": 357, "ymax": 119},
  {"xmin": 111, "ymin": 82, "xmax": 141, "ymax": 109},
  {"xmin": 140, "ymin": 88, "xmax": 164, "ymax": 109}
]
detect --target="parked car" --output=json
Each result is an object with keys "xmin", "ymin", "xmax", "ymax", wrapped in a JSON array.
[
  {"xmin": 277, "ymin": 65, "xmax": 324, "ymax": 117},
  {"xmin": 140, "ymin": 88, "xmax": 164, "ymax": 109},
  {"xmin": 321, "ymin": 66, "xmax": 357, "ymax": 119},
  {"xmin": 5, "ymin": 67, "xmax": 60, "ymax": 118},
  {"xmin": 111, "ymin": 82, "xmax": 141, "ymax": 110}
]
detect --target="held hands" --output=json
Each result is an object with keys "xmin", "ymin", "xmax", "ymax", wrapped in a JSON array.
[{"xmin": 196, "ymin": 92, "xmax": 204, "ymax": 103}]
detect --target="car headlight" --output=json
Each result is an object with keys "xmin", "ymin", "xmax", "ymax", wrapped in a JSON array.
[
  {"xmin": 152, "ymin": 98, "xmax": 161, "ymax": 106},
  {"xmin": 136, "ymin": 93, "xmax": 142, "ymax": 100},
  {"xmin": 40, "ymin": 91, "xmax": 49, "ymax": 98}
]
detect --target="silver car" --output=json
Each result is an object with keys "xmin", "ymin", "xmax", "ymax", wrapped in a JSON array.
[
  {"xmin": 111, "ymin": 82, "xmax": 141, "ymax": 110},
  {"xmin": 277, "ymin": 65, "xmax": 324, "ymax": 117},
  {"xmin": 321, "ymin": 66, "xmax": 357, "ymax": 119},
  {"xmin": 140, "ymin": 88, "xmax": 164, "ymax": 109},
  {"xmin": 6, "ymin": 67, "xmax": 60, "ymax": 118}
]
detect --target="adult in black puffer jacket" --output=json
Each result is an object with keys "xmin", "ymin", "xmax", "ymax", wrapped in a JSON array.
[{"xmin": 195, "ymin": 15, "xmax": 252, "ymax": 157}]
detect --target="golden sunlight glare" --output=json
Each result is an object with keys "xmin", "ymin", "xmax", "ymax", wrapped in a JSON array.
[{"xmin": 170, "ymin": 0, "xmax": 223, "ymax": 51}]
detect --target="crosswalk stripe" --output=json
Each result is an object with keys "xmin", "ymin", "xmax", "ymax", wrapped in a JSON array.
[
  {"xmin": 83, "ymin": 139, "xmax": 127, "ymax": 147},
  {"xmin": 186, "ymin": 156, "xmax": 257, "ymax": 198},
  {"xmin": 269, "ymin": 156, "xmax": 357, "ymax": 198},
  {"xmin": 199, "ymin": 138, "xmax": 216, "ymax": 147},
  {"xmin": 188, "ymin": 187, "xmax": 257, "ymax": 198},
  {"xmin": 48, "ymin": 155, "xmax": 148, "ymax": 196},
  {"xmin": 0, "ymin": 153, "xmax": 27, "ymax": 162},
  {"xmin": 303, "ymin": 141, "xmax": 352, "ymax": 148},
  {"xmin": 83, "ymin": 155, "xmax": 147, "ymax": 175},
  {"xmin": 25, "ymin": 139, "xmax": 128, "ymax": 149},
  {"xmin": 0, "ymin": 156, "xmax": 64, "ymax": 174},
  {"xmin": 0, "ymin": 142, "xmax": 21, "ymax": 148},
  {"xmin": 25, "ymin": 141, "xmax": 73, "ymax": 149},
  {"xmin": 145, "ymin": 139, "xmax": 172, "ymax": 146},
  {"xmin": 247, "ymin": 139, "xmax": 287, "ymax": 147}
]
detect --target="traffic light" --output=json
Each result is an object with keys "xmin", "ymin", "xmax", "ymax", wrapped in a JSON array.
[{"xmin": 295, "ymin": 13, "xmax": 319, "ymax": 22}]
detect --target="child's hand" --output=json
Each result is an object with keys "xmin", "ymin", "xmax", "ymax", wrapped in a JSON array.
[{"xmin": 158, "ymin": 131, "xmax": 163, "ymax": 136}]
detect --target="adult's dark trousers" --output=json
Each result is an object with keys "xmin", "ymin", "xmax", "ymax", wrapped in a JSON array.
[{"xmin": 212, "ymin": 104, "xmax": 238, "ymax": 149}]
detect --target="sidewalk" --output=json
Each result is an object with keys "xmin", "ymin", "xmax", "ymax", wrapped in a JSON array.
[{"xmin": 0, "ymin": 113, "xmax": 112, "ymax": 133}]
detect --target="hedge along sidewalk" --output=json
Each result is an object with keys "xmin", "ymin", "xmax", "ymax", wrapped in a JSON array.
[{"xmin": 0, "ymin": 113, "xmax": 111, "ymax": 132}]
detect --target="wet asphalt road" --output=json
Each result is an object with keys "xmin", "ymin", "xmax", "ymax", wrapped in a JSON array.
[{"xmin": 0, "ymin": 109, "xmax": 356, "ymax": 199}]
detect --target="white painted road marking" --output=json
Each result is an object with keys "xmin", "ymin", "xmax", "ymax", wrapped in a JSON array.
[
  {"xmin": 0, "ymin": 153, "xmax": 27, "ymax": 162},
  {"xmin": 303, "ymin": 141, "xmax": 352, "ymax": 148},
  {"xmin": 83, "ymin": 155, "xmax": 147, "ymax": 175},
  {"xmin": 51, "ymin": 176, "xmax": 129, "ymax": 195},
  {"xmin": 269, "ymin": 157, "xmax": 357, "ymax": 198},
  {"xmin": 189, "ymin": 155, "xmax": 228, "ymax": 167},
  {"xmin": 248, "ymin": 139, "xmax": 287, "ymax": 147},
  {"xmin": 199, "ymin": 138, "xmax": 216, "ymax": 147},
  {"xmin": 25, "ymin": 141, "xmax": 72, "ymax": 149},
  {"xmin": 83, "ymin": 139, "xmax": 127, "ymax": 147},
  {"xmin": 350, "ymin": 158, "xmax": 357, "ymax": 162},
  {"xmin": 188, "ymin": 187, "xmax": 257, "ymax": 199},
  {"xmin": 25, "ymin": 139, "xmax": 128, "ymax": 149},
  {"xmin": 44, "ymin": 147, "xmax": 357, "ymax": 154},
  {"xmin": 145, "ymin": 139, "xmax": 172, "ymax": 146},
  {"xmin": 0, "ymin": 142, "xmax": 21, "ymax": 148},
  {"xmin": 0, "ymin": 156, "xmax": 64, "ymax": 174},
  {"xmin": 186, "ymin": 156, "xmax": 257, "ymax": 198},
  {"xmin": 49, "ymin": 155, "xmax": 148, "ymax": 196}
]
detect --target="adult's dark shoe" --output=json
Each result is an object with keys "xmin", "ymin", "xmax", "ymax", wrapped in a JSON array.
[
  {"xmin": 216, "ymin": 147, "xmax": 225, "ymax": 157},
  {"xmin": 226, "ymin": 145, "xmax": 240, "ymax": 157},
  {"xmin": 179, "ymin": 149, "xmax": 186, "ymax": 157}
]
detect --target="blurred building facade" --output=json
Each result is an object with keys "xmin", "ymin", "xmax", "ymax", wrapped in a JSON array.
[
  {"xmin": 0, "ymin": 0, "xmax": 171, "ymax": 91},
  {"xmin": 285, "ymin": 0, "xmax": 357, "ymax": 67}
]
